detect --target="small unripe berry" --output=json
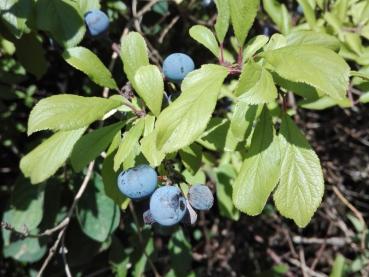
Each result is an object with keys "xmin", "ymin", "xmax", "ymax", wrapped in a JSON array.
[{"xmin": 188, "ymin": 184, "xmax": 214, "ymax": 211}]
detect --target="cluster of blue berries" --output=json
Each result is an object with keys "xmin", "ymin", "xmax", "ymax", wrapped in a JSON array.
[
  {"xmin": 117, "ymin": 165, "xmax": 214, "ymax": 226},
  {"xmin": 84, "ymin": 10, "xmax": 195, "ymax": 85}
]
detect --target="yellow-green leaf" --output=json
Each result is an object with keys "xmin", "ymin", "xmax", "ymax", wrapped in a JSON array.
[
  {"xmin": 229, "ymin": 0, "xmax": 260, "ymax": 46},
  {"xmin": 155, "ymin": 64, "xmax": 229, "ymax": 153},
  {"xmin": 134, "ymin": 65, "xmax": 164, "ymax": 116},
  {"xmin": 236, "ymin": 62, "xmax": 278, "ymax": 104},
  {"xmin": 262, "ymin": 45, "xmax": 350, "ymax": 100},
  {"xmin": 214, "ymin": 0, "xmax": 230, "ymax": 43},
  {"xmin": 28, "ymin": 94, "xmax": 122, "ymax": 135},
  {"xmin": 233, "ymin": 107, "xmax": 280, "ymax": 215},
  {"xmin": 189, "ymin": 25, "xmax": 219, "ymax": 57},
  {"xmin": 114, "ymin": 119, "xmax": 145, "ymax": 171},
  {"xmin": 20, "ymin": 128, "xmax": 86, "ymax": 184},
  {"xmin": 120, "ymin": 32, "xmax": 149, "ymax": 88},
  {"xmin": 63, "ymin": 47, "xmax": 117, "ymax": 89},
  {"xmin": 274, "ymin": 114, "xmax": 324, "ymax": 227}
]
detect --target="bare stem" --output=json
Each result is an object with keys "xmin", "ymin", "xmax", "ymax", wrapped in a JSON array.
[{"xmin": 36, "ymin": 161, "xmax": 95, "ymax": 277}]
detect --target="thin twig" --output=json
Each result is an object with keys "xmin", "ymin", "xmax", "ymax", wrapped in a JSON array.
[
  {"xmin": 37, "ymin": 161, "xmax": 95, "ymax": 277},
  {"xmin": 287, "ymin": 258, "xmax": 328, "ymax": 277},
  {"xmin": 61, "ymin": 233, "xmax": 72, "ymax": 277},
  {"xmin": 158, "ymin": 15, "xmax": 180, "ymax": 43},
  {"xmin": 136, "ymin": 0, "xmax": 161, "ymax": 18},
  {"xmin": 299, "ymin": 248, "xmax": 308, "ymax": 277},
  {"xmin": 332, "ymin": 186, "xmax": 367, "ymax": 251},
  {"xmin": 292, "ymin": 236, "xmax": 350, "ymax": 246}
]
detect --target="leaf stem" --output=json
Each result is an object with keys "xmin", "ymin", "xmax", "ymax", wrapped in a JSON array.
[{"xmin": 219, "ymin": 42, "xmax": 225, "ymax": 64}]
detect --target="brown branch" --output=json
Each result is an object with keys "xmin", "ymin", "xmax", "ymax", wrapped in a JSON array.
[
  {"xmin": 158, "ymin": 15, "xmax": 180, "ymax": 44},
  {"xmin": 36, "ymin": 161, "xmax": 95, "ymax": 277},
  {"xmin": 332, "ymin": 186, "xmax": 367, "ymax": 251}
]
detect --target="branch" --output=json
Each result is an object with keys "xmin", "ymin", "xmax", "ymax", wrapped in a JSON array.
[
  {"xmin": 36, "ymin": 161, "xmax": 95, "ymax": 277},
  {"xmin": 332, "ymin": 186, "xmax": 367, "ymax": 251}
]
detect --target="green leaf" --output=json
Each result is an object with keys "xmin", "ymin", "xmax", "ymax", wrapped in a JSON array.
[
  {"xmin": 350, "ymin": 70, "xmax": 369, "ymax": 81},
  {"xmin": 343, "ymin": 33, "xmax": 362, "ymax": 55},
  {"xmin": 140, "ymin": 131, "xmax": 165, "ymax": 167},
  {"xmin": 286, "ymin": 31, "xmax": 340, "ymax": 51},
  {"xmin": 120, "ymin": 32, "xmax": 149, "ymax": 88},
  {"xmin": 102, "ymin": 147, "xmax": 129, "ymax": 209},
  {"xmin": 13, "ymin": 33, "xmax": 48, "ymax": 79},
  {"xmin": 272, "ymin": 73, "xmax": 320, "ymax": 100},
  {"xmin": 155, "ymin": 64, "xmax": 229, "ymax": 153},
  {"xmin": 263, "ymin": 33, "xmax": 287, "ymax": 51},
  {"xmin": 229, "ymin": 0, "xmax": 260, "ymax": 46},
  {"xmin": 236, "ymin": 62, "xmax": 278, "ymax": 104},
  {"xmin": 152, "ymin": 0, "xmax": 168, "ymax": 15},
  {"xmin": 63, "ymin": 47, "xmax": 117, "ymax": 89},
  {"xmin": 299, "ymin": 95, "xmax": 352, "ymax": 110},
  {"xmin": 332, "ymin": 0, "xmax": 348, "ymax": 22},
  {"xmin": 189, "ymin": 25, "xmax": 219, "ymax": 57},
  {"xmin": 77, "ymin": 174, "xmax": 120, "ymax": 242},
  {"xmin": 229, "ymin": 103, "xmax": 258, "ymax": 142},
  {"xmin": 134, "ymin": 65, "xmax": 164, "ymax": 116},
  {"xmin": 2, "ymin": 178, "xmax": 44, "ymax": 238},
  {"xmin": 215, "ymin": 164, "xmax": 240, "ymax": 220},
  {"xmin": 114, "ymin": 119, "xmax": 145, "ymax": 171},
  {"xmin": 233, "ymin": 107, "xmax": 280, "ymax": 215},
  {"xmin": 131, "ymin": 229, "xmax": 154, "ymax": 277},
  {"xmin": 143, "ymin": 114, "xmax": 156, "ymax": 136},
  {"xmin": 77, "ymin": 0, "xmax": 100, "ymax": 15},
  {"xmin": 183, "ymin": 168, "xmax": 206, "ymax": 184},
  {"xmin": 262, "ymin": 0, "xmax": 291, "ymax": 34},
  {"xmin": 0, "ymin": 0, "xmax": 33, "ymax": 38},
  {"xmin": 3, "ymin": 232, "xmax": 47, "ymax": 263},
  {"xmin": 214, "ymin": 0, "xmax": 230, "ymax": 43},
  {"xmin": 71, "ymin": 122, "xmax": 125, "ymax": 172},
  {"xmin": 297, "ymin": 0, "xmax": 316, "ymax": 28},
  {"xmin": 329, "ymin": 254, "xmax": 346, "ymax": 277},
  {"xmin": 359, "ymin": 92, "xmax": 369, "ymax": 103},
  {"xmin": 179, "ymin": 143, "xmax": 202, "ymax": 174},
  {"xmin": 28, "ymin": 94, "xmax": 122, "ymax": 135},
  {"xmin": 197, "ymin": 118, "xmax": 229, "ymax": 151},
  {"xmin": 262, "ymin": 46, "xmax": 350, "ymax": 100},
  {"xmin": 20, "ymin": 128, "xmax": 86, "ymax": 184},
  {"xmin": 324, "ymin": 12, "xmax": 344, "ymax": 39},
  {"xmin": 35, "ymin": 0, "xmax": 86, "ymax": 48},
  {"xmin": 243, "ymin": 35, "xmax": 269, "ymax": 61},
  {"xmin": 109, "ymin": 236, "xmax": 131, "ymax": 277},
  {"xmin": 169, "ymin": 228, "xmax": 192, "ymax": 277},
  {"xmin": 274, "ymin": 114, "xmax": 324, "ymax": 227}
]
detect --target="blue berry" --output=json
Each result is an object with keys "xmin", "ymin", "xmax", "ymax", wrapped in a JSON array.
[
  {"xmin": 117, "ymin": 165, "xmax": 157, "ymax": 200},
  {"xmin": 149, "ymin": 186, "xmax": 187, "ymax": 226},
  {"xmin": 188, "ymin": 184, "xmax": 214, "ymax": 211},
  {"xmin": 263, "ymin": 26, "xmax": 271, "ymax": 37},
  {"xmin": 163, "ymin": 53, "xmax": 195, "ymax": 83},
  {"xmin": 296, "ymin": 5, "xmax": 304, "ymax": 15},
  {"xmin": 84, "ymin": 10, "xmax": 110, "ymax": 37}
]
